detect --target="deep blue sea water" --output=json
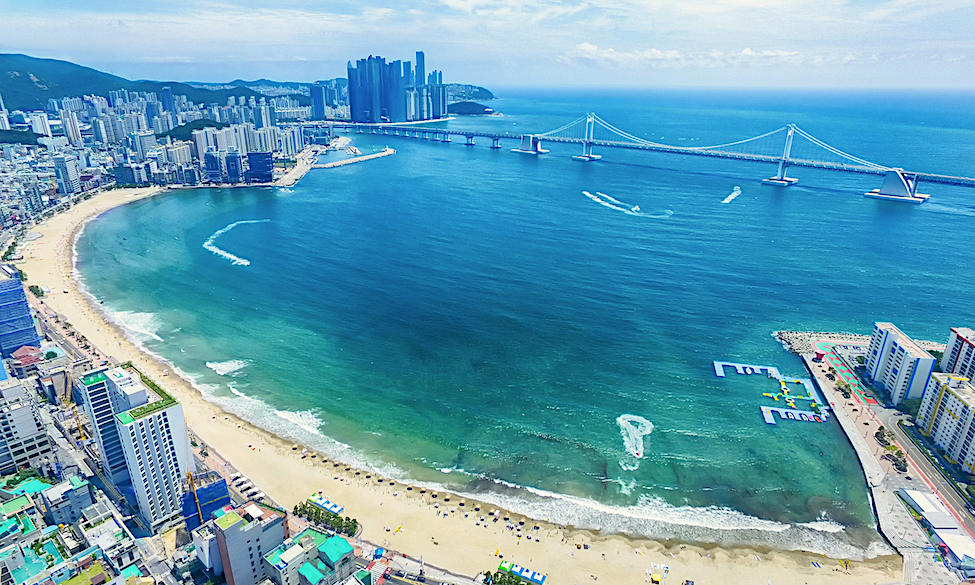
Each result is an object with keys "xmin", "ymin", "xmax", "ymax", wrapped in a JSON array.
[{"xmin": 76, "ymin": 89, "xmax": 975, "ymax": 558}]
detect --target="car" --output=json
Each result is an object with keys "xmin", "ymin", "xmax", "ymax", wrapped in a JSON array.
[
  {"xmin": 416, "ymin": 575, "xmax": 426, "ymax": 583},
  {"xmin": 395, "ymin": 571, "xmax": 405, "ymax": 578},
  {"xmin": 905, "ymin": 476, "xmax": 912, "ymax": 480}
]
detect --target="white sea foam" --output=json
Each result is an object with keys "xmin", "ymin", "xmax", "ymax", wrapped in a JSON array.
[
  {"xmin": 618, "ymin": 414, "xmax": 654, "ymax": 458},
  {"xmin": 202, "ymin": 219, "xmax": 270, "ymax": 266},
  {"xmin": 206, "ymin": 359, "xmax": 251, "ymax": 377},
  {"xmin": 274, "ymin": 409, "xmax": 325, "ymax": 437},
  {"xmin": 721, "ymin": 186, "xmax": 742, "ymax": 204},
  {"xmin": 111, "ymin": 310, "xmax": 165, "ymax": 342},
  {"xmin": 583, "ymin": 191, "xmax": 673, "ymax": 219},
  {"xmin": 227, "ymin": 382, "xmax": 255, "ymax": 401}
]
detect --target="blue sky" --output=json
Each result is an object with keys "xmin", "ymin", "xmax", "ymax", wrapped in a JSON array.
[{"xmin": 1, "ymin": 0, "xmax": 973, "ymax": 88}]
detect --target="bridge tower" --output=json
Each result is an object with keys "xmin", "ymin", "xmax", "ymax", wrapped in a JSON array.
[
  {"xmin": 762, "ymin": 125, "xmax": 799, "ymax": 186},
  {"xmin": 572, "ymin": 113, "xmax": 602, "ymax": 161}
]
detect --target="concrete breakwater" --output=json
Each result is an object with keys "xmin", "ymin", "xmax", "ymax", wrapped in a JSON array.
[{"xmin": 314, "ymin": 147, "xmax": 396, "ymax": 169}]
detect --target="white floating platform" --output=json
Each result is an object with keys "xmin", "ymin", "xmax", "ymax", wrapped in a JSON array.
[
  {"xmin": 864, "ymin": 189, "xmax": 929, "ymax": 204},
  {"xmin": 511, "ymin": 148, "xmax": 550, "ymax": 155},
  {"xmin": 762, "ymin": 177, "xmax": 799, "ymax": 186},
  {"xmin": 572, "ymin": 154, "xmax": 602, "ymax": 161}
]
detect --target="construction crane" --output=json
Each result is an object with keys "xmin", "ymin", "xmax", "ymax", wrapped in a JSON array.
[
  {"xmin": 188, "ymin": 472, "xmax": 203, "ymax": 526},
  {"xmin": 72, "ymin": 404, "xmax": 86, "ymax": 442}
]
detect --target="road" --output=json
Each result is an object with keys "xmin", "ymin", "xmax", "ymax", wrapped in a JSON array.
[{"xmin": 877, "ymin": 407, "xmax": 975, "ymax": 537}]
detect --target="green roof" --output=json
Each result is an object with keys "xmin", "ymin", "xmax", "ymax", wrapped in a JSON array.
[
  {"xmin": 81, "ymin": 371, "xmax": 107, "ymax": 386},
  {"xmin": 69, "ymin": 476, "xmax": 89, "ymax": 489},
  {"xmin": 356, "ymin": 570, "xmax": 373, "ymax": 585},
  {"xmin": 62, "ymin": 562, "xmax": 108, "ymax": 585},
  {"xmin": 120, "ymin": 564, "xmax": 143, "ymax": 579},
  {"xmin": 116, "ymin": 412, "xmax": 134, "ymax": 425},
  {"xmin": 318, "ymin": 536, "xmax": 353, "ymax": 564},
  {"xmin": 215, "ymin": 511, "xmax": 242, "ymax": 530},
  {"xmin": 298, "ymin": 562, "xmax": 325, "ymax": 585},
  {"xmin": 1, "ymin": 495, "xmax": 31, "ymax": 516},
  {"xmin": 121, "ymin": 364, "xmax": 177, "ymax": 421}
]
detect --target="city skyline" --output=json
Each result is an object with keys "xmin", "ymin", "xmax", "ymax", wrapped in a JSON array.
[{"xmin": 0, "ymin": 0, "xmax": 973, "ymax": 89}]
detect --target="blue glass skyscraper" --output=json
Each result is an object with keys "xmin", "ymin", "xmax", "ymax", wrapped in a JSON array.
[{"xmin": 0, "ymin": 264, "xmax": 40, "ymax": 358}]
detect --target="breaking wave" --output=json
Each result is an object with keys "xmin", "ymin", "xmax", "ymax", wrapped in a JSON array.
[
  {"xmin": 206, "ymin": 359, "xmax": 251, "ymax": 377},
  {"xmin": 110, "ymin": 310, "xmax": 165, "ymax": 342}
]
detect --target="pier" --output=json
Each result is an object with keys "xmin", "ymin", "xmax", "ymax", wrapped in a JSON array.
[{"xmin": 312, "ymin": 148, "xmax": 396, "ymax": 169}]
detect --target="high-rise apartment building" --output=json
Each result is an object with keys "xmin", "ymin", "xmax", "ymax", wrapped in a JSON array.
[
  {"xmin": 161, "ymin": 86, "xmax": 175, "ymax": 113},
  {"xmin": 0, "ymin": 364, "xmax": 53, "ymax": 475},
  {"xmin": 347, "ymin": 50, "xmax": 446, "ymax": 123},
  {"xmin": 77, "ymin": 366, "xmax": 192, "ymax": 532},
  {"xmin": 942, "ymin": 327, "xmax": 975, "ymax": 380},
  {"xmin": 54, "ymin": 155, "xmax": 81, "ymax": 194},
  {"xmin": 0, "ymin": 264, "xmax": 40, "ymax": 357},
  {"xmin": 866, "ymin": 322, "xmax": 936, "ymax": 405},
  {"xmin": 28, "ymin": 112, "xmax": 52, "ymax": 137},
  {"xmin": 917, "ymin": 373, "xmax": 975, "ymax": 473},
  {"xmin": 310, "ymin": 84, "xmax": 327, "ymax": 120}
]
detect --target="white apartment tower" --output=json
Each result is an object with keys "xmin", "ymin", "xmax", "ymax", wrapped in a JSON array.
[
  {"xmin": 942, "ymin": 327, "xmax": 975, "ymax": 380},
  {"xmin": 917, "ymin": 373, "xmax": 975, "ymax": 473},
  {"xmin": 866, "ymin": 322, "xmax": 936, "ymax": 405},
  {"xmin": 78, "ymin": 366, "xmax": 193, "ymax": 532}
]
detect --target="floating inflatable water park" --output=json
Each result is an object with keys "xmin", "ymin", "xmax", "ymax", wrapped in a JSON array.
[{"xmin": 713, "ymin": 361, "xmax": 831, "ymax": 425}]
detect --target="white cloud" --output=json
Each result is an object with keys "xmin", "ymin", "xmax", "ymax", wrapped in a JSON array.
[{"xmin": 559, "ymin": 43, "xmax": 804, "ymax": 68}]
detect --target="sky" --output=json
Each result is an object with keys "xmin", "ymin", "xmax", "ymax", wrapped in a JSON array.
[{"xmin": 1, "ymin": 0, "xmax": 974, "ymax": 89}]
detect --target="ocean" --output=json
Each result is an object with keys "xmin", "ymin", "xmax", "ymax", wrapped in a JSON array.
[{"xmin": 75, "ymin": 88, "xmax": 975, "ymax": 559}]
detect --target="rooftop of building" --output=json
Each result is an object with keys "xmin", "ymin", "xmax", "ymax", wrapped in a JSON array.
[
  {"xmin": 264, "ymin": 529, "xmax": 349, "ymax": 568},
  {"xmin": 952, "ymin": 327, "xmax": 975, "ymax": 345},
  {"xmin": 62, "ymin": 561, "xmax": 109, "ymax": 585},
  {"xmin": 0, "ymin": 495, "xmax": 34, "ymax": 516},
  {"xmin": 213, "ymin": 501, "xmax": 284, "ymax": 532},
  {"xmin": 40, "ymin": 476, "xmax": 90, "ymax": 502},
  {"xmin": 932, "ymin": 372, "xmax": 975, "ymax": 406},
  {"xmin": 875, "ymin": 322, "xmax": 933, "ymax": 358}
]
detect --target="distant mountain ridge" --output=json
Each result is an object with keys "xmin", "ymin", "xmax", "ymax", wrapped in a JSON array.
[
  {"xmin": 0, "ymin": 53, "xmax": 267, "ymax": 111},
  {"xmin": 0, "ymin": 53, "xmax": 494, "ymax": 111}
]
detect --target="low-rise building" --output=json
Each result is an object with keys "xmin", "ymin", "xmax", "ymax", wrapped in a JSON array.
[
  {"xmin": 917, "ymin": 373, "xmax": 975, "ymax": 473},
  {"xmin": 262, "ymin": 529, "xmax": 354, "ymax": 585},
  {"xmin": 75, "ymin": 496, "xmax": 138, "ymax": 572},
  {"xmin": 865, "ymin": 322, "xmax": 935, "ymax": 405},
  {"xmin": 40, "ymin": 476, "xmax": 95, "ymax": 526}
]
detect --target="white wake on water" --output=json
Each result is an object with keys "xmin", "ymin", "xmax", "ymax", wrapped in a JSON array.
[
  {"xmin": 206, "ymin": 359, "xmax": 251, "ymax": 377},
  {"xmin": 618, "ymin": 414, "xmax": 654, "ymax": 459},
  {"xmin": 202, "ymin": 219, "xmax": 270, "ymax": 266},
  {"xmin": 582, "ymin": 191, "xmax": 673, "ymax": 219},
  {"xmin": 721, "ymin": 186, "xmax": 742, "ymax": 204}
]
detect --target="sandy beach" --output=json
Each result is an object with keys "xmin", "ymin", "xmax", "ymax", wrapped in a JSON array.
[{"xmin": 18, "ymin": 186, "xmax": 903, "ymax": 585}]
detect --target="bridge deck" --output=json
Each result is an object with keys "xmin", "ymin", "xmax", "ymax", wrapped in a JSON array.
[{"xmin": 320, "ymin": 123, "xmax": 975, "ymax": 187}]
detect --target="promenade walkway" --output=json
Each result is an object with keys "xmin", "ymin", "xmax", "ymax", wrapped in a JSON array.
[{"xmin": 803, "ymin": 354, "xmax": 959, "ymax": 584}]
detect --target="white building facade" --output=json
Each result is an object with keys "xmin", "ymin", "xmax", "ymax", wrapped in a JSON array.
[
  {"xmin": 917, "ymin": 373, "xmax": 975, "ymax": 473},
  {"xmin": 866, "ymin": 322, "xmax": 936, "ymax": 405},
  {"xmin": 942, "ymin": 327, "xmax": 975, "ymax": 380}
]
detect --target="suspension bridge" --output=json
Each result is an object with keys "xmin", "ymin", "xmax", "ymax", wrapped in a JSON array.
[{"xmin": 324, "ymin": 114, "xmax": 975, "ymax": 202}]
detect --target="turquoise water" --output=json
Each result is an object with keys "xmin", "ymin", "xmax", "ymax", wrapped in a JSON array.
[{"xmin": 76, "ymin": 89, "xmax": 975, "ymax": 558}]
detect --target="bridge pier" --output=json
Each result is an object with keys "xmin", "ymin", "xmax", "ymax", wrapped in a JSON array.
[
  {"xmin": 491, "ymin": 138, "xmax": 501, "ymax": 149},
  {"xmin": 442, "ymin": 133, "xmax": 451, "ymax": 143},
  {"xmin": 511, "ymin": 135, "xmax": 549, "ymax": 154},
  {"xmin": 864, "ymin": 169, "xmax": 930, "ymax": 203},
  {"xmin": 466, "ymin": 135, "xmax": 475, "ymax": 146}
]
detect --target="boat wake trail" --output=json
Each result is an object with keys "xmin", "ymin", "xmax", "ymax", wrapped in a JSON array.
[
  {"xmin": 583, "ymin": 191, "xmax": 673, "ymax": 219},
  {"xmin": 618, "ymin": 414, "xmax": 654, "ymax": 470},
  {"xmin": 721, "ymin": 186, "xmax": 742, "ymax": 204},
  {"xmin": 202, "ymin": 219, "xmax": 270, "ymax": 266}
]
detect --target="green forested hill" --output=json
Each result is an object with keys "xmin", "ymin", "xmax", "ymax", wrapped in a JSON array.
[{"xmin": 0, "ymin": 53, "xmax": 264, "ymax": 111}]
